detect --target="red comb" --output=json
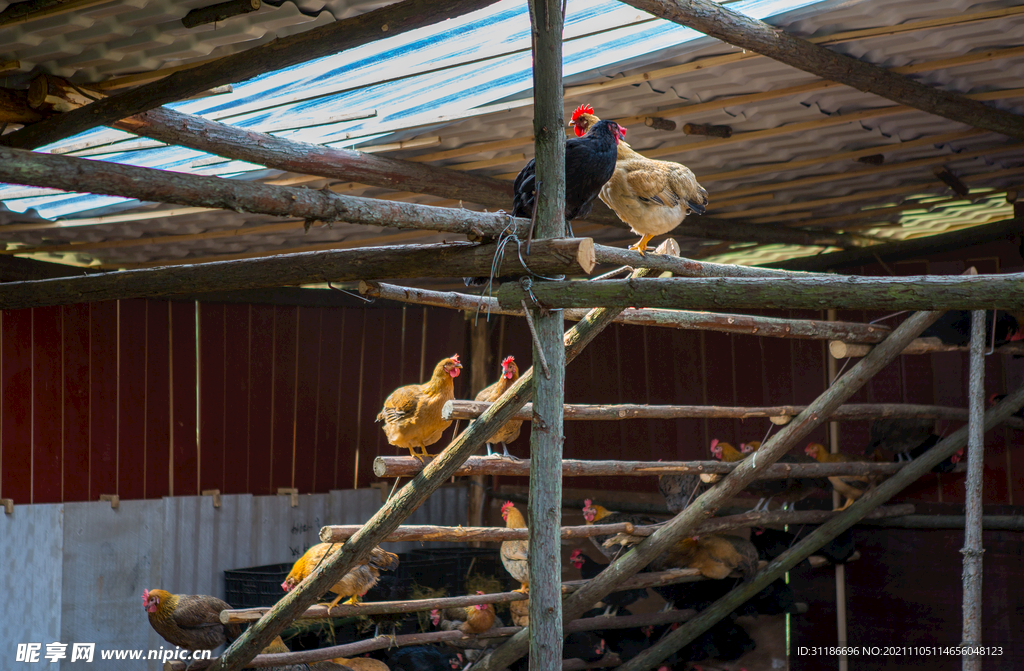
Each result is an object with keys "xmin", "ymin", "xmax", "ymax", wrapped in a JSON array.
[
  {"xmin": 570, "ymin": 549, "xmax": 581, "ymax": 559},
  {"xmin": 501, "ymin": 501, "xmax": 514, "ymax": 514},
  {"xmin": 710, "ymin": 438, "xmax": 719, "ymax": 450},
  {"xmin": 571, "ymin": 104, "xmax": 595, "ymax": 122},
  {"xmin": 502, "ymin": 355, "xmax": 515, "ymax": 366},
  {"xmin": 142, "ymin": 589, "xmax": 149, "ymax": 601},
  {"xmin": 450, "ymin": 354, "xmax": 461, "ymax": 364},
  {"xmin": 583, "ymin": 498, "xmax": 592, "ymax": 508}
]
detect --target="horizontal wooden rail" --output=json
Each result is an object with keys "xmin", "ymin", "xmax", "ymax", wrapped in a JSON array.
[
  {"xmin": 318, "ymin": 522, "xmax": 635, "ymax": 543},
  {"xmin": 831, "ymin": 338, "xmax": 1024, "ymax": 358},
  {"xmin": 440, "ymin": 400, "xmax": 1024, "ymax": 428},
  {"xmin": 359, "ymin": 280, "xmax": 891, "ymax": 342},
  {"xmin": 374, "ymin": 455, "xmax": 969, "ymax": 478},
  {"xmin": 496, "ymin": 275, "xmax": 1024, "ymax": 311},
  {"xmin": 184, "ymin": 608, "xmax": 703, "ymax": 670},
  {"xmin": 310, "ymin": 506, "xmax": 915, "ymax": 552},
  {"xmin": 220, "ymin": 556, "xmax": 847, "ymax": 626}
]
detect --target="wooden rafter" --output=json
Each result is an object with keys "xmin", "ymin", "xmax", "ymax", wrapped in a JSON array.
[
  {"xmin": 0, "ymin": 0, "xmax": 501, "ymax": 150},
  {"xmin": 621, "ymin": 0, "xmax": 1024, "ymax": 139}
]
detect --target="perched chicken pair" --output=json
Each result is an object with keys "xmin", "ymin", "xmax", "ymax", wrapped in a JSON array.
[
  {"xmin": 570, "ymin": 104, "xmax": 708, "ymax": 255},
  {"xmin": 581, "ymin": 499, "xmax": 661, "ymax": 559},
  {"xmin": 430, "ymin": 592, "xmax": 496, "ymax": 634},
  {"xmin": 282, "ymin": 543, "xmax": 400, "ymax": 609},
  {"xmin": 740, "ymin": 440, "xmax": 829, "ymax": 511},
  {"xmin": 142, "ymin": 589, "xmax": 243, "ymax": 655},
  {"xmin": 377, "ymin": 354, "xmax": 524, "ymax": 462}
]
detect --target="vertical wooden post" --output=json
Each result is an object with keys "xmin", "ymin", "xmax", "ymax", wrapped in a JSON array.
[
  {"xmin": 826, "ymin": 308, "xmax": 848, "ymax": 671},
  {"xmin": 468, "ymin": 317, "xmax": 490, "ymax": 535},
  {"xmin": 526, "ymin": 0, "xmax": 566, "ymax": 669},
  {"xmin": 961, "ymin": 309, "xmax": 986, "ymax": 669}
]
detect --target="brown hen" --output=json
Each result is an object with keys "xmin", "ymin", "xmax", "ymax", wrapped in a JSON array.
[
  {"xmin": 281, "ymin": 543, "xmax": 399, "ymax": 609},
  {"xmin": 500, "ymin": 501, "xmax": 529, "ymax": 592},
  {"xmin": 570, "ymin": 104, "xmax": 708, "ymax": 255},
  {"xmin": 475, "ymin": 355, "xmax": 523, "ymax": 459},
  {"xmin": 377, "ymin": 355, "xmax": 462, "ymax": 461},
  {"xmin": 142, "ymin": 589, "xmax": 243, "ymax": 653}
]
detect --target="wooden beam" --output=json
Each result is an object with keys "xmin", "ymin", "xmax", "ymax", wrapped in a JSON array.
[
  {"xmin": 0, "ymin": 145, "xmax": 535, "ymax": 239},
  {"xmin": 112, "ymin": 107, "xmax": 515, "ymax": 211},
  {"xmin": 475, "ymin": 305, "xmax": 947, "ymax": 671},
  {"xmin": 319, "ymin": 522, "xmax": 637, "ymax": 543},
  {"xmin": 0, "ymin": 88, "xmax": 43, "ymax": 125},
  {"xmin": 528, "ymin": 0, "xmax": 569, "ymax": 662},
  {"xmin": 767, "ymin": 217, "xmax": 1024, "ymax": 271},
  {"xmin": 437, "ymin": 400, "xmax": 1024, "ymax": 429},
  {"xmin": 0, "ymin": 254, "xmax": 98, "ymax": 282},
  {"xmin": 621, "ymin": 0, "xmax": 1024, "ymax": 139},
  {"xmin": 496, "ymin": 275, "xmax": 1024, "ymax": 312},
  {"xmin": 0, "ymin": 0, "xmax": 501, "ymax": 150},
  {"xmin": 831, "ymin": 338, "xmax": 1024, "ymax": 358},
  {"xmin": 181, "ymin": 0, "xmax": 261, "ymax": 29},
  {"xmin": 0, "ymin": 238, "xmax": 593, "ymax": 310},
  {"xmin": 359, "ymin": 280, "xmax": 900, "ymax": 342},
  {"xmin": 376, "ymin": 454, "xmax": 967, "ymax": 478},
  {"xmin": 961, "ymin": 310, "xmax": 986, "ymax": 665},
  {"xmin": 617, "ymin": 385, "xmax": 1024, "ymax": 671}
]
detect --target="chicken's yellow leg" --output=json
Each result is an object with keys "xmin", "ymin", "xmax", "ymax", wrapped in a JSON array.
[{"xmin": 628, "ymin": 234, "xmax": 655, "ymax": 256}]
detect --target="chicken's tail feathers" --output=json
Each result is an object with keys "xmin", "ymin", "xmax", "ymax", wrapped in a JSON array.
[
  {"xmin": 686, "ymin": 199, "xmax": 707, "ymax": 216},
  {"xmin": 368, "ymin": 547, "xmax": 400, "ymax": 571}
]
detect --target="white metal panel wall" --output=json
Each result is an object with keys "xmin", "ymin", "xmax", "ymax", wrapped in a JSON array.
[{"xmin": 0, "ymin": 504, "xmax": 63, "ymax": 664}]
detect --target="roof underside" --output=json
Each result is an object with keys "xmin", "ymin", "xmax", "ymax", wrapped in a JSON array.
[{"xmin": 0, "ymin": 0, "xmax": 1022, "ymax": 278}]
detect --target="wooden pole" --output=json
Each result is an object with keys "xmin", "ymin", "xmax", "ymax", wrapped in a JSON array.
[
  {"xmin": 496, "ymin": 275, "xmax": 1024, "ymax": 311},
  {"xmin": 375, "ymin": 455, "xmax": 967, "ymax": 479},
  {"xmin": 831, "ymin": 338, "xmax": 1024, "ymax": 358},
  {"xmin": 207, "ymin": 247, "xmax": 658, "ymax": 671},
  {"xmin": 467, "ymin": 318, "xmax": 490, "ymax": 534},
  {"xmin": 0, "ymin": 145, "xmax": 533, "ymax": 239},
  {"xmin": 527, "ymin": 0, "xmax": 567, "ymax": 666},
  {"xmin": 438, "ymin": 400, "xmax": 1024, "ymax": 428},
  {"xmin": 113, "ymin": 106, "xmax": 517, "ymax": 211},
  {"xmin": 961, "ymin": 310, "xmax": 986, "ymax": 668},
  {"xmin": 620, "ymin": 0, "xmax": 1024, "ymax": 139},
  {"xmin": 0, "ymin": 238, "xmax": 593, "ymax": 310},
  {"xmin": 319, "ymin": 522, "xmax": 637, "ymax": 543},
  {"xmin": 473, "ymin": 308, "xmax": 947, "ymax": 671},
  {"xmin": 0, "ymin": 0, "xmax": 501, "ymax": 150},
  {"xmin": 616, "ymin": 386, "xmax": 1024, "ymax": 671}
]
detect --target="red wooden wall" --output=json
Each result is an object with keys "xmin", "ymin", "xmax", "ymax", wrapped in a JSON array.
[
  {"xmin": 2, "ymin": 240, "xmax": 1022, "ymax": 510},
  {"xmin": 0, "ymin": 300, "xmax": 468, "ymax": 504}
]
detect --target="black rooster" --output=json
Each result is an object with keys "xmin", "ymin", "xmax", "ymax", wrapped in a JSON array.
[
  {"xmin": 465, "ymin": 118, "xmax": 625, "ymax": 287},
  {"xmin": 385, "ymin": 645, "xmax": 461, "ymax": 671}
]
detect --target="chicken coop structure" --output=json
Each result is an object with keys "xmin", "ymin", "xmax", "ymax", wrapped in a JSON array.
[{"xmin": 1, "ymin": 0, "xmax": 1024, "ymax": 670}]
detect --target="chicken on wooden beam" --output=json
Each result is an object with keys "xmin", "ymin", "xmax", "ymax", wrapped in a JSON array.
[
  {"xmin": 142, "ymin": 589, "xmax": 243, "ymax": 657},
  {"xmin": 512, "ymin": 117, "xmax": 626, "ymax": 239},
  {"xmin": 281, "ymin": 543, "xmax": 399, "ymax": 609},
  {"xmin": 474, "ymin": 355, "xmax": 523, "ymax": 459},
  {"xmin": 377, "ymin": 355, "xmax": 463, "ymax": 462},
  {"xmin": 570, "ymin": 104, "xmax": 708, "ymax": 255}
]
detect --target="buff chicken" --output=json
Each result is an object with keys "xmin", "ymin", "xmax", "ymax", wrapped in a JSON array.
[
  {"xmin": 377, "ymin": 355, "xmax": 462, "ymax": 461},
  {"xmin": 570, "ymin": 104, "xmax": 708, "ymax": 255},
  {"xmin": 474, "ymin": 355, "xmax": 522, "ymax": 459},
  {"xmin": 805, "ymin": 442, "xmax": 877, "ymax": 511},
  {"xmin": 281, "ymin": 543, "xmax": 399, "ymax": 609},
  {"xmin": 430, "ymin": 592, "xmax": 496, "ymax": 634},
  {"xmin": 581, "ymin": 499, "xmax": 661, "ymax": 560},
  {"xmin": 651, "ymin": 534, "xmax": 759, "ymax": 581},
  {"xmin": 500, "ymin": 501, "xmax": 530, "ymax": 592}
]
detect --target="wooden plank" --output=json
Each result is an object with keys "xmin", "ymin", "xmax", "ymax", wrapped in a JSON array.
[
  {"xmin": 222, "ymin": 303, "xmax": 251, "ymax": 494},
  {"xmin": 199, "ymin": 303, "xmax": 227, "ymax": 494},
  {"xmin": 116, "ymin": 300, "xmax": 147, "ymax": 501},
  {"xmin": 313, "ymin": 307, "xmax": 344, "ymax": 493},
  {"xmin": 292, "ymin": 306, "xmax": 321, "ymax": 494},
  {"xmin": 89, "ymin": 301, "xmax": 118, "ymax": 500},
  {"xmin": 247, "ymin": 305, "xmax": 275, "ymax": 496},
  {"xmin": 270, "ymin": 306, "xmax": 298, "ymax": 492},
  {"xmin": 62, "ymin": 303, "xmax": 91, "ymax": 502},
  {"xmin": 31, "ymin": 306, "xmax": 62, "ymax": 503},
  {"xmin": 145, "ymin": 301, "xmax": 171, "ymax": 499},
  {"xmin": 170, "ymin": 301, "xmax": 198, "ymax": 496}
]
